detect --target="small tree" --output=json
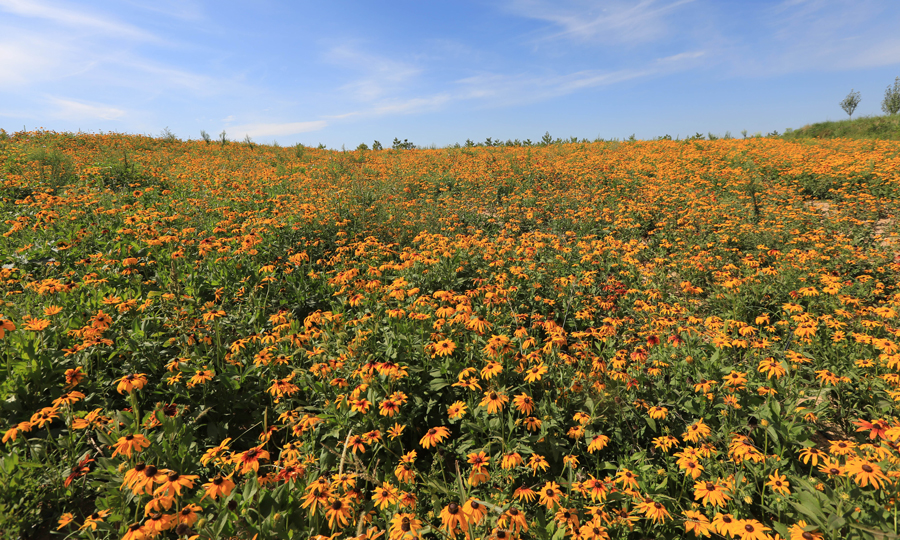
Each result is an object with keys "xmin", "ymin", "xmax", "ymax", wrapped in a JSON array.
[
  {"xmin": 840, "ymin": 89, "xmax": 861, "ymax": 119},
  {"xmin": 882, "ymin": 77, "xmax": 900, "ymax": 115}
]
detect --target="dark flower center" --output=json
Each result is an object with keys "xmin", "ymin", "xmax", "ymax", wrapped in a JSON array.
[
  {"xmin": 213, "ymin": 477, "xmax": 224, "ymax": 485},
  {"xmin": 144, "ymin": 466, "xmax": 158, "ymax": 477},
  {"xmin": 331, "ymin": 500, "xmax": 342, "ymax": 510},
  {"xmin": 448, "ymin": 503, "xmax": 459, "ymax": 514},
  {"xmin": 862, "ymin": 464, "xmax": 874, "ymax": 473}
]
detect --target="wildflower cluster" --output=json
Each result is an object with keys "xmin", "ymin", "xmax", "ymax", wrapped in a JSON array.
[{"xmin": 1, "ymin": 129, "xmax": 900, "ymax": 538}]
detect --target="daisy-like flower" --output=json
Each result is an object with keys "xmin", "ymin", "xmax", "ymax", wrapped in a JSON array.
[
  {"xmin": 799, "ymin": 447, "xmax": 827, "ymax": 466},
  {"xmin": 711, "ymin": 513, "xmax": 741, "ymax": 538},
  {"xmin": 845, "ymin": 458, "xmax": 889, "ymax": 489},
  {"xmin": 694, "ymin": 480, "xmax": 731, "ymax": 508},
  {"xmin": 480, "ymin": 390, "xmax": 509, "ymax": 414},
  {"xmin": 30, "ymin": 407, "xmax": 60, "ymax": 428},
  {"xmin": 788, "ymin": 520, "xmax": 823, "ymax": 540},
  {"xmin": 635, "ymin": 498, "xmax": 671, "ymax": 524},
  {"xmin": 419, "ymin": 426, "xmax": 450, "ymax": 448},
  {"xmin": 111, "ymin": 433, "xmax": 151, "ymax": 459},
  {"xmin": 614, "ymin": 469, "xmax": 639, "ymax": 491},
  {"xmin": 523, "ymin": 416, "xmax": 542, "ymax": 432},
  {"xmin": 679, "ymin": 458, "xmax": 705, "ymax": 480},
  {"xmin": 347, "ymin": 435, "xmax": 366, "ymax": 454},
  {"xmin": 64, "ymin": 366, "xmax": 85, "ymax": 388},
  {"xmin": 652, "ymin": 435, "xmax": 679, "ymax": 452},
  {"xmin": 233, "ymin": 446, "xmax": 270, "ymax": 475},
  {"xmin": 757, "ymin": 357, "xmax": 786, "ymax": 379},
  {"xmin": 682, "ymin": 419, "xmax": 711, "ymax": 442},
  {"xmin": 388, "ymin": 423, "xmax": 406, "ymax": 440},
  {"xmin": 528, "ymin": 454, "xmax": 549, "ymax": 473},
  {"xmin": 579, "ymin": 518, "xmax": 611, "ymax": 540},
  {"xmin": 116, "ymin": 373, "xmax": 148, "ymax": 394},
  {"xmin": 538, "ymin": 481, "xmax": 562, "ymax": 510},
  {"xmin": 433, "ymin": 339, "xmax": 457, "ymax": 358},
  {"xmin": 154, "ymin": 470, "xmax": 198, "ymax": 497},
  {"xmin": 513, "ymin": 485, "xmax": 537, "ymax": 502},
  {"xmin": 379, "ymin": 398, "xmax": 401, "ymax": 417},
  {"xmin": 439, "ymin": 502, "xmax": 467, "ymax": 537},
  {"xmin": 462, "ymin": 499, "xmax": 488, "ymax": 525},
  {"xmin": 647, "ymin": 406, "xmax": 668, "ymax": 420},
  {"xmin": 582, "ymin": 475, "xmax": 609, "ymax": 501},
  {"xmin": 447, "ymin": 401, "xmax": 467, "ymax": 419},
  {"xmin": 766, "ymin": 470, "xmax": 791, "ymax": 496},
  {"xmin": 682, "ymin": 510, "xmax": 712, "ymax": 538},
  {"xmin": 512, "ymin": 394, "xmax": 535, "ymax": 415},
  {"xmin": 177, "ymin": 504, "xmax": 203, "ymax": 526},
  {"xmin": 301, "ymin": 481, "xmax": 332, "ymax": 515},
  {"xmin": 497, "ymin": 507, "xmax": 528, "ymax": 535},
  {"xmin": 481, "ymin": 361, "xmax": 503, "ymax": 380},
  {"xmin": 79, "ymin": 509, "xmax": 111, "ymax": 531},
  {"xmin": 817, "ymin": 460, "xmax": 844, "ymax": 478},
  {"xmin": 326, "ymin": 497, "xmax": 354, "ymax": 529},
  {"xmin": 828, "ymin": 439, "xmax": 856, "ymax": 456},
  {"xmin": 389, "ymin": 513, "xmax": 422, "ymax": 540},
  {"xmin": 57, "ymin": 512, "xmax": 75, "ymax": 530},
  {"xmin": 736, "ymin": 518, "xmax": 770, "ymax": 540},
  {"xmin": 501, "ymin": 452, "xmax": 523, "ymax": 469},
  {"xmin": 524, "ymin": 363, "xmax": 548, "ymax": 383},
  {"xmin": 201, "ymin": 475, "xmax": 235, "ymax": 501},
  {"xmin": 373, "ymin": 482, "xmax": 400, "ymax": 510},
  {"xmin": 587, "ymin": 434, "xmax": 610, "ymax": 453},
  {"xmin": 555, "ymin": 507, "xmax": 580, "ymax": 530}
]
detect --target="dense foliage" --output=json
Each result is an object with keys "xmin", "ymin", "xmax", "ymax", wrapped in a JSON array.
[{"xmin": 2, "ymin": 130, "xmax": 900, "ymax": 539}]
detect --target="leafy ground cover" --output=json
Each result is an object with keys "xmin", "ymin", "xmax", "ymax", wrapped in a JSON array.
[
  {"xmin": 782, "ymin": 114, "xmax": 900, "ymax": 141},
  {"xmin": 2, "ymin": 129, "xmax": 900, "ymax": 539}
]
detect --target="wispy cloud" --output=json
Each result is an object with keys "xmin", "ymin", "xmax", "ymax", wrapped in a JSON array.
[
  {"xmin": 505, "ymin": 0, "xmax": 696, "ymax": 44},
  {"xmin": 48, "ymin": 97, "xmax": 126, "ymax": 121},
  {"xmin": 0, "ymin": 0, "xmax": 160, "ymax": 41},
  {"xmin": 225, "ymin": 121, "xmax": 328, "ymax": 139},
  {"xmin": 326, "ymin": 45, "xmax": 421, "ymax": 102}
]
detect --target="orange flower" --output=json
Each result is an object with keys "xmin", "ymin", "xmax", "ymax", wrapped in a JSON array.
[
  {"xmin": 116, "ymin": 373, "xmax": 148, "ymax": 394},
  {"xmin": 111, "ymin": 433, "xmax": 151, "ymax": 458},
  {"xmin": 479, "ymin": 390, "xmax": 509, "ymax": 413},
  {"xmin": 433, "ymin": 339, "xmax": 456, "ymax": 357},
  {"xmin": 419, "ymin": 426, "xmax": 450, "ymax": 448}
]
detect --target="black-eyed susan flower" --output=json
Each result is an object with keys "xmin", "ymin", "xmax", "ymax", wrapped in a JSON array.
[
  {"xmin": 538, "ymin": 481, "xmax": 562, "ymax": 509},
  {"xmin": 766, "ymin": 470, "xmax": 791, "ymax": 496},
  {"xmin": 682, "ymin": 510, "xmax": 712, "ymax": 537},
  {"xmin": 201, "ymin": 475, "xmax": 235, "ymax": 501},
  {"xmin": 447, "ymin": 401, "xmax": 467, "ymax": 419},
  {"xmin": 479, "ymin": 390, "xmax": 509, "ymax": 413},
  {"xmin": 111, "ymin": 433, "xmax": 151, "ymax": 459},
  {"xmin": 845, "ymin": 458, "xmax": 889, "ymax": 489},
  {"xmin": 419, "ymin": 426, "xmax": 450, "ymax": 448},
  {"xmin": 439, "ymin": 502, "xmax": 467, "ymax": 537},
  {"xmin": 694, "ymin": 480, "xmax": 731, "ymax": 508}
]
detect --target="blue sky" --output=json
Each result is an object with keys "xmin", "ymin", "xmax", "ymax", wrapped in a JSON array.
[{"xmin": 2, "ymin": 0, "xmax": 899, "ymax": 148}]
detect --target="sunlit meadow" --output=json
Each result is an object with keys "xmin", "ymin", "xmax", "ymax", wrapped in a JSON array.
[{"xmin": 2, "ymin": 129, "xmax": 900, "ymax": 539}]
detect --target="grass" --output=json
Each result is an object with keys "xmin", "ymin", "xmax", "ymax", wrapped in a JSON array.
[{"xmin": 783, "ymin": 114, "xmax": 900, "ymax": 141}]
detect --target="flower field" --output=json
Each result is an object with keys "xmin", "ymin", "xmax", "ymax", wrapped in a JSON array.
[{"xmin": 2, "ymin": 129, "xmax": 900, "ymax": 539}]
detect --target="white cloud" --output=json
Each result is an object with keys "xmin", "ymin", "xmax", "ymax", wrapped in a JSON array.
[
  {"xmin": 48, "ymin": 97, "xmax": 126, "ymax": 121},
  {"xmin": 226, "ymin": 121, "xmax": 328, "ymax": 138},
  {"xmin": 505, "ymin": 0, "xmax": 696, "ymax": 44},
  {"xmin": 0, "ymin": 0, "xmax": 160, "ymax": 41},
  {"xmin": 326, "ymin": 45, "xmax": 421, "ymax": 102}
]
